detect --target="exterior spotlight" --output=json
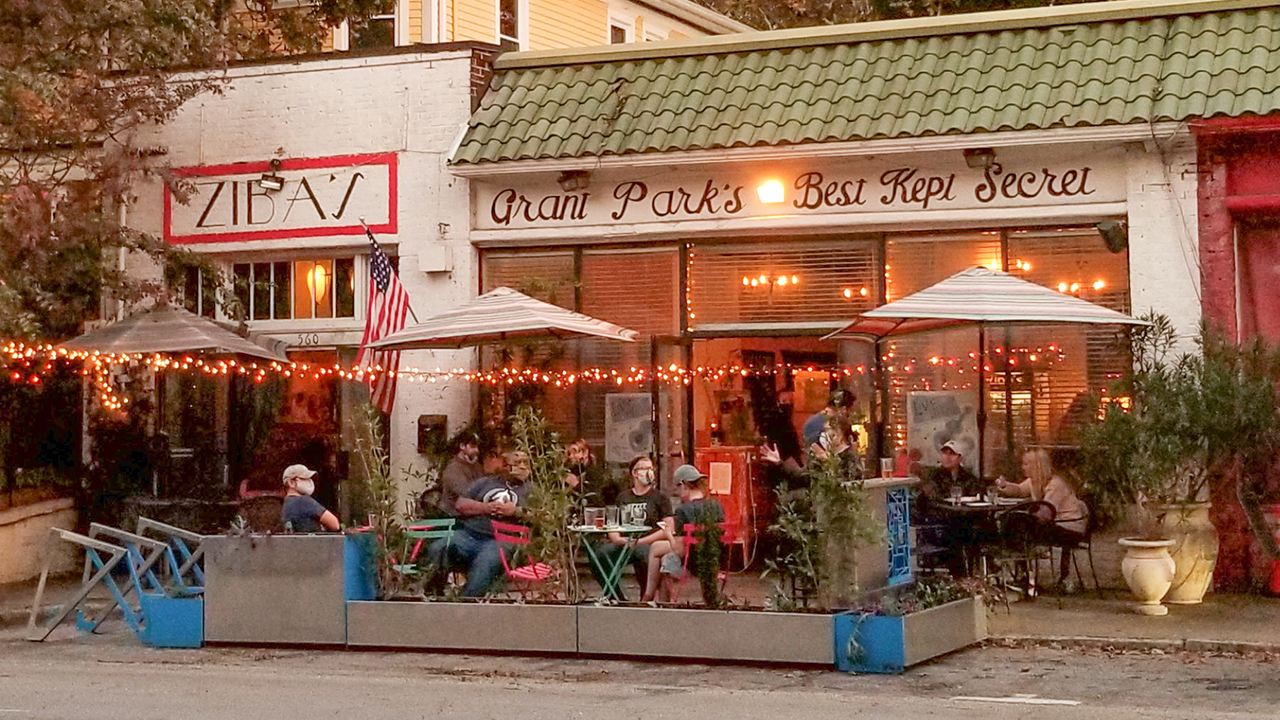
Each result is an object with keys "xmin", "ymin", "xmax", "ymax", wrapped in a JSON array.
[
  {"xmin": 757, "ymin": 180, "xmax": 785, "ymax": 204},
  {"xmin": 556, "ymin": 170, "xmax": 591, "ymax": 192},
  {"xmin": 963, "ymin": 148, "xmax": 996, "ymax": 169},
  {"xmin": 259, "ymin": 159, "xmax": 285, "ymax": 191}
]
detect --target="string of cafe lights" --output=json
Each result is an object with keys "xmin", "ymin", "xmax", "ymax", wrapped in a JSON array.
[{"xmin": 2, "ymin": 340, "xmax": 1064, "ymax": 410}]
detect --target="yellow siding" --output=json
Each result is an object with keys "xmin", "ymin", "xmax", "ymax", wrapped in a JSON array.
[
  {"xmin": 453, "ymin": 0, "xmax": 496, "ymax": 43},
  {"xmin": 446, "ymin": 0, "xmax": 454, "ymax": 40},
  {"xmin": 668, "ymin": 29, "xmax": 686, "ymax": 39},
  {"xmin": 409, "ymin": 0, "xmax": 423, "ymax": 41},
  {"xmin": 530, "ymin": 0, "xmax": 607, "ymax": 50},
  {"xmin": 634, "ymin": 15, "xmax": 643, "ymax": 40}
]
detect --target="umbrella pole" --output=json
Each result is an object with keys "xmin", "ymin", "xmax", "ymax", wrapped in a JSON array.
[{"xmin": 977, "ymin": 324, "xmax": 986, "ymax": 480}]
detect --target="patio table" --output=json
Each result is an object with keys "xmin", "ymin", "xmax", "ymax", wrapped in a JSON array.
[{"xmin": 569, "ymin": 524, "xmax": 651, "ymax": 601}]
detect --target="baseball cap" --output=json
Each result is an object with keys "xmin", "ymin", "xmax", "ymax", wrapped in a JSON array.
[
  {"xmin": 282, "ymin": 464, "xmax": 318, "ymax": 484},
  {"xmin": 673, "ymin": 464, "xmax": 707, "ymax": 485},
  {"xmin": 939, "ymin": 440, "xmax": 962, "ymax": 455}
]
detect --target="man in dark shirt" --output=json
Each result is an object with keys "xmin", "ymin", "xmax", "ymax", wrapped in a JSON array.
[
  {"xmin": 280, "ymin": 464, "xmax": 339, "ymax": 533},
  {"xmin": 564, "ymin": 438, "xmax": 618, "ymax": 507},
  {"xmin": 919, "ymin": 439, "xmax": 984, "ymax": 510},
  {"xmin": 590, "ymin": 455, "xmax": 674, "ymax": 600},
  {"xmin": 438, "ymin": 432, "xmax": 483, "ymax": 516},
  {"xmin": 915, "ymin": 440, "xmax": 984, "ymax": 577},
  {"xmin": 426, "ymin": 450, "xmax": 532, "ymax": 597}
]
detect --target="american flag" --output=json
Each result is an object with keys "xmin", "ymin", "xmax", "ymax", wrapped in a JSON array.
[{"xmin": 356, "ymin": 227, "xmax": 412, "ymax": 414}]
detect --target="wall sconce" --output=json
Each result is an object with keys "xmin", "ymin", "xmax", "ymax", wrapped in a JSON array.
[
  {"xmin": 259, "ymin": 159, "xmax": 285, "ymax": 192},
  {"xmin": 963, "ymin": 148, "xmax": 996, "ymax": 169},
  {"xmin": 757, "ymin": 180, "xmax": 785, "ymax": 204},
  {"xmin": 557, "ymin": 170, "xmax": 590, "ymax": 192}
]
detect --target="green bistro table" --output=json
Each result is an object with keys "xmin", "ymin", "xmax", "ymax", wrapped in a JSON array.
[{"xmin": 570, "ymin": 524, "xmax": 651, "ymax": 601}]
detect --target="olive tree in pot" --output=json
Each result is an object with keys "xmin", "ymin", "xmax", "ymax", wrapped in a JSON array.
[{"xmin": 1078, "ymin": 312, "xmax": 1280, "ymax": 609}]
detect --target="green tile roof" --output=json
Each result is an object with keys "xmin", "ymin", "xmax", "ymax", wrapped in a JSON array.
[{"xmin": 453, "ymin": 1, "xmax": 1280, "ymax": 165}]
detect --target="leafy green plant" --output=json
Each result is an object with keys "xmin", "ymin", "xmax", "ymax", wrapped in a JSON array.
[
  {"xmin": 351, "ymin": 403, "xmax": 411, "ymax": 600},
  {"xmin": 1078, "ymin": 311, "xmax": 1280, "ymax": 555},
  {"xmin": 508, "ymin": 405, "xmax": 578, "ymax": 601},
  {"xmin": 762, "ymin": 436, "xmax": 883, "ymax": 611}
]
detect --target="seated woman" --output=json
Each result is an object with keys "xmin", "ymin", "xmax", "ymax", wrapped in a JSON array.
[
  {"xmin": 589, "ymin": 455, "xmax": 674, "ymax": 601},
  {"xmin": 641, "ymin": 464, "xmax": 725, "ymax": 604},
  {"xmin": 995, "ymin": 448, "xmax": 1088, "ymax": 586}
]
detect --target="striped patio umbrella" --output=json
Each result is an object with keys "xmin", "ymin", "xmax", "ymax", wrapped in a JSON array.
[
  {"xmin": 823, "ymin": 266, "xmax": 1147, "ymax": 341},
  {"xmin": 367, "ymin": 286, "xmax": 639, "ymax": 350},
  {"xmin": 60, "ymin": 305, "xmax": 289, "ymax": 362},
  {"xmin": 823, "ymin": 266, "xmax": 1147, "ymax": 477}
]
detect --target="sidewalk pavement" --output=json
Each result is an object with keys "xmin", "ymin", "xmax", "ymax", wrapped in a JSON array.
[
  {"xmin": 4, "ymin": 573, "xmax": 1278, "ymax": 655},
  {"xmin": 987, "ymin": 589, "xmax": 1280, "ymax": 654}
]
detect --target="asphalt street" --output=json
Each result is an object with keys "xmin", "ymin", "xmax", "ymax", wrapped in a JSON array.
[{"xmin": 1, "ymin": 628, "xmax": 1278, "ymax": 720}]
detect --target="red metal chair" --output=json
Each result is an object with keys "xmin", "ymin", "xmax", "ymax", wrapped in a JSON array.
[
  {"xmin": 490, "ymin": 520, "xmax": 557, "ymax": 599},
  {"xmin": 669, "ymin": 521, "xmax": 737, "ymax": 604}
]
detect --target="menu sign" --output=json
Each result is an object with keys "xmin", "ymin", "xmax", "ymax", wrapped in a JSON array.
[
  {"xmin": 476, "ymin": 152, "xmax": 1123, "ymax": 231},
  {"xmin": 165, "ymin": 153, "xmax": 396, "ymax": 244}
]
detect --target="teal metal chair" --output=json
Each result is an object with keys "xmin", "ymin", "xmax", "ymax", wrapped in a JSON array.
[{"xmin": 395, "ymin": 517, "xmax": 456, "ymax": 577}]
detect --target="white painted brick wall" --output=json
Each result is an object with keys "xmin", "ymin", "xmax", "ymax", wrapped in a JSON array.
[
  {"xmin": 129, "ymin": 49, "xmax": 486, "ymax": 508},
  {"xmin": 1125, "ymin": 139, "xmax": 1201, "ymax": 353}
]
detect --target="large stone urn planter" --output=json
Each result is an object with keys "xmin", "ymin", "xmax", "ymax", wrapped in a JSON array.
[
  {"xmin": 1118, "ymin": 538, "xmax": 1176, "ymax": 616},
  {"xmin": 1157, "ymin": 502, "xmax": 1219, "ymax": 604}
]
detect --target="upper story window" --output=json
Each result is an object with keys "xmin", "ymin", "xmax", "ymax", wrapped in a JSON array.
[
  {"xmin": 352, "ymin": 12, "xmax": 396, "ymax": 50},
  {"xmin": 232, "ymin": 258, "xmax": 357, "ymax": 321},
  {"xmin": 610, "ymin": 22, "xmax": 631, "ymax": 44},
  {"xmin": 498, "ymin": 0, "xmax": 522, "ymax": 48}
]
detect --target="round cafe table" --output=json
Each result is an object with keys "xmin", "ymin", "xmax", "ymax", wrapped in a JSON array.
[{"xmin": 569, "ymin": 524, "xmax": 651, "ymax": 601}]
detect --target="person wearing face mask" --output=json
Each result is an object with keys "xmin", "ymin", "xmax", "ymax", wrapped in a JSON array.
[
  {"xmin": 426, "ymin": 449, "xmax": 533, "ymax": 597},
  {"xmin": 563, "ymin": 438, "xmax": 618, "ymax": 507},
  {"xmin": 280, "ymin": 464, "xmax": 340, "ymax": 533},
  {"xmin": 588, "ymin": 455, "xmax": 674, "ymax": 601},
  {"xmin": 438, "ymin": 431, "xmax": 484, "ymax": 516}
]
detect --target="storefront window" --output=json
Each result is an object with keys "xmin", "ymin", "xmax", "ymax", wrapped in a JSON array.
[{"xmin": 688, "ymin": 238, "xmax": 879, "ymax": 331}]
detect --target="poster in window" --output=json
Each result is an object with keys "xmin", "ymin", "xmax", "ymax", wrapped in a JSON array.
[
  {"xmin": 907, "ymin": 390, "xmax": 980, "ymax": 473},
  {"xmin": 605, "ymin": 393, "xmax": 653, "ymax": 464}
]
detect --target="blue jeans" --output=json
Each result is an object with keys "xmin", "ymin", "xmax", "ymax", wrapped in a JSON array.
[{"xmin": 425, "ymin": 529, "xmax": 507, "ymax": 597}]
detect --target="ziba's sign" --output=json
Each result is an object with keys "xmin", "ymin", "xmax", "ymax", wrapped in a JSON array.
[
  {"xmin": 165, "ymin": 153, "xmax": 396, "ymax": 244},
  {"xmin": 475, "ymin": 153, "xmax": 1124, "ymax": 230}
]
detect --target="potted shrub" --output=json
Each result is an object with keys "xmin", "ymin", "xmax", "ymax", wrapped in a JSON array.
[{"xmin": 1078, "ymin": 313, "xmax": 1280, "ymax": 607}]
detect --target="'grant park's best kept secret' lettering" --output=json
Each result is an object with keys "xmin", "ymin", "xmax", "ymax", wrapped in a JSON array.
[{"xmin": 484, "ymin": 161, "xmax": 1101, "ymax": 228}]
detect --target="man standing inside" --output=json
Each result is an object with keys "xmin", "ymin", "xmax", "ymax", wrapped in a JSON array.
[
  {"xmin": 427, "ymin": 449, "xmax": 532, "ymax": 597},
  {"xmin": 438, "ymin": 432, "xmax": 483, "ymax": 516},
  {"xmin": 281, "ymin": 464, "xmax": 340, "ymax": 533}
]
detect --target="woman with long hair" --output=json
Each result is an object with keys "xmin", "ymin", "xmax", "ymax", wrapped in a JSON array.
[{"xmin": 996, "ymin": 449, "xmax": 1089, "ymax": 588}]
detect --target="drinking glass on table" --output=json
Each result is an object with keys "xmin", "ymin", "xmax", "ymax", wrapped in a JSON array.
[
  {"xmin": 605, "ymin": 505, "xmax": 620, "ymax": 528},
  {"xmin": 949, "ymin": 485, "xmax": 963, "ymax": 505}
]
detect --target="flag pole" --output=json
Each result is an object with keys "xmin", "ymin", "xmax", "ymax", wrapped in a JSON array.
[{"xmin": 359, "ymin": 216, "xmax": 419, "ymax": 324}]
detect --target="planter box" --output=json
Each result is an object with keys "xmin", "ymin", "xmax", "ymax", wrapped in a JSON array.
[
  {"xmin": 577, "ymin": 605, "xmax": 834, "ymax": 665},
  {"xmin": 204, "ymin": 534, "xmax": 373, "ymax": 645},
  {"xmin": 833, "ymin": 597, "xmax": 986, "ymax": 674},
  {"xmin": 346, "ymin": 601, "xmax": 578, "ymax": 653}
]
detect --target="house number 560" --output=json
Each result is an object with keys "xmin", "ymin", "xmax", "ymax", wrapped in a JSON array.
[{"xmin": 296, "ymin": 333, "xmax": 321, "ymax": 346}]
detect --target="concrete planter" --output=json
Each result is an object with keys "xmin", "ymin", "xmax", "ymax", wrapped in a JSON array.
[
  {"xmin": 577, "ymin": 605, "xmax": 834, "ymax": 664},
  {"xmin": 346, "ymin": 601, "xmax": 578, "ymax": 653},
  {"xmin": 204, "ymin": 534, "xmax": 374, "ymax": 645},
  {"xmin": 833, "ymin": 597, "xmax": 987, "ymax": 674}
]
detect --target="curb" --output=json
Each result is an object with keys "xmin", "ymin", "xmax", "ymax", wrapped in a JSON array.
[
  {"xmin": 990, "ymin": 634, "xmax": 1280, "ymax": 655},
  {"xmin": 0, "ymin": 602, "xmax": 111, "ymax": 632}
]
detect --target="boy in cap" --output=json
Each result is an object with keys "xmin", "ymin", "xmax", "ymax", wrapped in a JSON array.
[
  {"xmin": 641, "ymin": 464, "xmax": 725, "ymax": 604},
  {"xmin": 281, "ymin": 464, "xmax": 340, "ymax": 532}
]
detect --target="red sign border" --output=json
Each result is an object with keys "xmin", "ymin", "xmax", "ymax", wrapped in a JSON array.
[{"xmin": 163, "ymin": 152, "xmax": 398, "ymax": 245}]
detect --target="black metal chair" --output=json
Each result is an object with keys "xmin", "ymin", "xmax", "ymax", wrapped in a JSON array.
[
  {"xmin": 1048, "ymin": 499, "xmax": 1103, "ymax": 598},
  {"xmin": 993, "ymin": 501, "xmax": 1056, "ymax": 600}
]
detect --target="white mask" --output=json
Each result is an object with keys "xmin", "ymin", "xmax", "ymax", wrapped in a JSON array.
[
  {"xmin": 295, "ymin": 479, "xmax": 315, "ymax": 496},
  {"xmin": 637, "ymin": 468, "xmax": 655, "ymax": 486}
]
